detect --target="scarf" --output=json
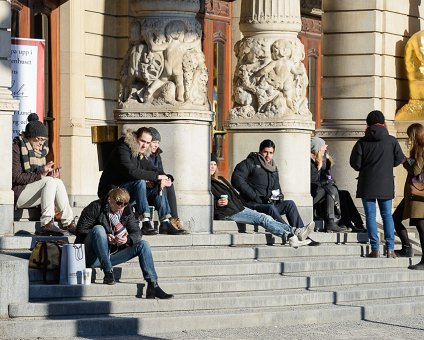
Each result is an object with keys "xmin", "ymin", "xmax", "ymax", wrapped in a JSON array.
[
  {"xmin": 18, "ymin": 134, "xmax": 48, "ymax": 173},
  {"xmin": 257, "ymin": 153, "xmax": 277, "ymax": 172},
  {"xmin": 107, "ymin": 207, "xmax": 127, "ymax": 237}
]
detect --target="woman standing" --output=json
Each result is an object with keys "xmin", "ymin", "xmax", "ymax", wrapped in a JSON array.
[
  {"xmin": 350, "ymin": 110, "xmax": 405, "ymax": 258},
  {"xmin": 392, "ymin": 123, "xmax": 423, "ymax": 258},
  {"xmin": 396, "ymin": 124, "xmax": 424, "ymax": 269},
  {"xmin": 12, "ymin": 113, "xmax": 75, "ymax": 236}
]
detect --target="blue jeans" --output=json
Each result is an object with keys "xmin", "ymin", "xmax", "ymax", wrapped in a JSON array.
[
  {"xmin": 120, "ymin": 180, "xmax": 171, "ymax": 220},
  {"xmin": 84, "ymin": 225, "xmax": 158, "ymax": 282},
  {"xmin": 362, "ymin": 199, "xmax": 394, "ymax": 251},
  {"xmin": 227, "ymin": 207, "xmax": 292, "ymax": 237},
  {"xmin": 246, "ymin": 200, "xmax": 304, "ymax": 228}
]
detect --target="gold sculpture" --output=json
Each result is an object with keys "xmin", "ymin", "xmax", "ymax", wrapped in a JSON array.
[{"xmin": 396, "ymin": 30, "xmax": 424, "ymax": 120}]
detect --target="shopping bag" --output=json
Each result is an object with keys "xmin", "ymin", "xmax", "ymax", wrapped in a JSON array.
[{"xmin": 59, "ymin": 244, "xmax": 86, "ymax": 285}]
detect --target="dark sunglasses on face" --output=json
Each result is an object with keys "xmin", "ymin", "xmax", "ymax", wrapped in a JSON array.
[{"xmin": 115, "ymin": 200, "xmax": 128, "ymax": 207}]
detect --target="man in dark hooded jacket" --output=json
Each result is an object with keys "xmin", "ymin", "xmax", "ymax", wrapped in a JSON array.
[{"xmin": 231, "ymin": 139, "xmax": 310, "ymax": 230}]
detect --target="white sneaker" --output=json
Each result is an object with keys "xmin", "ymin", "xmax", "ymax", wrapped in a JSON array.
[
  {"xmin": 288, "ymin": 235, "xmax": 312, "ymax": 248},
  {"xmin": 294, "ymin": 221, "xmax": 315, "ymax": 241}
]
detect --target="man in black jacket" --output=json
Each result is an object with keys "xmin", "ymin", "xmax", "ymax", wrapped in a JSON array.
[
  {"xmin": 98, "ymin": 127, "xmax": 180, "ymax": 235},
  {"xmin": 231, "ymin": 139, "xmax": 311, "ymax": 230},
  {"xmin": 75, "ymin": 187, "xmax": 173, "ymax": 299}
]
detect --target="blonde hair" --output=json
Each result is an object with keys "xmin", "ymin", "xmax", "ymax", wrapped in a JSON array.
[{"xmin": 107, "ymin": 188, "xmax": 130, "ymax": 203}]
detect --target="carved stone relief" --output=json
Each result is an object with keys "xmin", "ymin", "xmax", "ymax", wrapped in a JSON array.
[
  {"xmin": 230, "ymin": 36, "xmax": 311, "ymax": 121},
  {"xmin": 118, "ymin": 17, "xmax": 208, "ymax": 109}
]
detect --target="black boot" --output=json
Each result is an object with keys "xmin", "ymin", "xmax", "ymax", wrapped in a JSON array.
[
  {"xmin": 159, "ymin": 221, "xmax": 181, "ymax": 235},
  {"xmin": 395, "ymin": 245, "xmax": 414, "ymax": 257},
  {"xmin": 146, "ymin": 281, "xmax": 174, "ymax": 299},
  {"xmin": 141, "ymin": 220, "xmax": 158, "ymax": 235},
  {"xmin": 103, "ymin": 269, "xmax": 115, "ymax": 285}
]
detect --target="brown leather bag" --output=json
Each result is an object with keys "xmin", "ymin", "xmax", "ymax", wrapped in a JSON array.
[
  {"xmin": 29, "ymin": 240, "xmax": 65, "ymax": 283},
  {"xmin": 409, "ymin": 172, "xmax": 424, "ymax": 200}
]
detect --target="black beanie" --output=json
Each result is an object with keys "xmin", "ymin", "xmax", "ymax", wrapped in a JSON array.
[
  {"xmin": 24, "ymin": 113, "xmax": 48, "ymax": 138},
  {"xmin": 149, "ymin": 127, "xmax": 161, "ymax": 142},
  {"xmin": 366, "ymin": 110, "xmax": 385, "ymax": 126},
  {"xmin": 210, "ymin": 153, "xmax": 219, "ymax": 164}
]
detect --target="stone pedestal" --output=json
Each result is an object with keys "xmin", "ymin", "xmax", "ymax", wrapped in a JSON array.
[
  {"xmin": 0, "ymin": 255, "xmax": 29, "ymax": 318},
  {"xmin": 0, "ymin": 0, "xmax": 20, "ymax": 236},
  {"xmin": 115, "ymin": 0, "xmax": 213, "ymax": 233},
  {"xmin": 227, "ymin": 0, "xmax": 315, "ymax": 222}
]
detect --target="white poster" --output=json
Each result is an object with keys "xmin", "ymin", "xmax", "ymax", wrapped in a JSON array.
[{"xmin": 11, "ymin": 38, "xmax": 45, "ymax": 139}]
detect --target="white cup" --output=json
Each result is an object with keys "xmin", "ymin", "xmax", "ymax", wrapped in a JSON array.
[
  {"xmin": 220, "ymin": 195, "xmax": 228, "ymax": 200},
  {"xmin": 83, "ymin": 268, "xmax": 92, "ymax": 285}
]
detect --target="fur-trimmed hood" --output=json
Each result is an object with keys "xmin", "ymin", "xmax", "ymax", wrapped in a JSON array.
[{"xmin": 124, "ymin": 129, "xmax": 151, "ymax": 158}]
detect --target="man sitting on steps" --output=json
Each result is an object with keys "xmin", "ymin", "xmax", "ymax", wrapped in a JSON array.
[
  {"xmin": 231, "ymin": 139, "xmax": 313, "ymax": 232},
  {"xmin": 75, "ymin": 187, "xmax": 173, "ymax": 299}
]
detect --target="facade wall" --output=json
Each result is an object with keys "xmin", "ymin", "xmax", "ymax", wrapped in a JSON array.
[
  {"xmin": 320, "ymin": 0, "xmax": 424, "ymax": 205},
  {"xmin": 58, "ymin": 0, "xmax": 129, "ymax": 204}
]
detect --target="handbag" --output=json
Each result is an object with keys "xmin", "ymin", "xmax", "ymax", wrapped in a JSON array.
[
  {"xmin": 29, "ymin": 240, "xmax": 66, "ymax": 283},
  {"xmin": 409, "ymin": 172, "xmax": 424, "ymax": 198}
]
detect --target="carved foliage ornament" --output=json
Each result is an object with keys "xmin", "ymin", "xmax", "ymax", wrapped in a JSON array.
[
  {"xmin": 230, "ymin": 36, "xmax": 312, "ymax": 121},
  {"xmin": 119, "ymin": 18, "xmax": 209, "ymax": 109}
]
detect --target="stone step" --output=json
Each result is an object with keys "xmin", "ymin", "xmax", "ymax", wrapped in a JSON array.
[
  {"xmin": 28, "ymin": 268, "xmax": 424, "ymax": 299},
  {"xmin": 0, "ymin": 230, "xmax": 369, "ymax": 251},
  {"xmin": 10, "ymin": 280, "xmax": 424, "ymax": 319},
  {"xmin": 3, "ymin": 296, "xmax": 424, "ymax": 338},
  {"xmin": 28, "ymin": 254, "xmax": 415, "ymax": 283}
]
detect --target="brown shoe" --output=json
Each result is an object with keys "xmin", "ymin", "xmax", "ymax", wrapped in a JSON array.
[
  {"xmin": 366, "ymin": 250, "xmax": 380, "ymax": 258},
  {"xmin": 170, "ymin": 217, "xmax": 189, "ymax": 234},
  {"xmin": 36, "ymin": 220, "xmax": 66, "ymax": 236},
  {"xmin": 386, "ymin": 250, "xmax": 396, "ymax": 259},
  {"xmin": 65, "ymin": 221, "xmax": 76, "ymax": 235}
]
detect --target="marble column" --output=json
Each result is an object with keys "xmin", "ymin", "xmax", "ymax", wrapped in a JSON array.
[
  {"xmin": 0, "ymin": 0, "xmax": 19, "ymax": 235},
  {"xmin": 115, "ymin": 0, "xmax": 213, "ymax": 233},
  {"xmin": 227, "ymin": 0, "xmax": 315, "ymax": 221},
  {"xmin": 320, "ymin": 1, "xmax": 424, "ymax": 204}
]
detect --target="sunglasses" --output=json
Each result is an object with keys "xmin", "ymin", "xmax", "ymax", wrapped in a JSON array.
[
  {"xmin": 34, "ymin": 137, "xmax": 47, "ymax": 143},
  {"xmin": 114, "ymin": 200, "xmax": 128, "ymax": 207}
]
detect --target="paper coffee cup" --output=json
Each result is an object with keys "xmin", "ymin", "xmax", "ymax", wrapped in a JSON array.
[
  {"xmin": 220, "ymin": 195, "xmax": 228, "ymax": 199},
  {"xmin": 83, "ymin": 268, "xmax": 92, "ymax": 285}
]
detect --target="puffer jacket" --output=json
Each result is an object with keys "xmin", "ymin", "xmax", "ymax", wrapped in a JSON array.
[
  {"xmin": 98, "ymin": 130, "xmax": 164, "ymax": 198},
  {"xmin": 231, "ymin": 152, "xmax": 281, "ymax": 205},
  {"xmin": 75, "ymin": 196, "xmax": 141, "ymax": 247},
  {"xmin": 211, "ymin": 176, "xmax": 245, "ymax": 220},
  {"xmin": 350, "ymin": 125, "xmax": 404, "ymax": 199}
]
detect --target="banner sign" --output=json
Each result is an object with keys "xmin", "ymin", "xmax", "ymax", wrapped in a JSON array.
[{"xmin": 11, "ymin": 38, "xmax": 45, "ymax": 139}]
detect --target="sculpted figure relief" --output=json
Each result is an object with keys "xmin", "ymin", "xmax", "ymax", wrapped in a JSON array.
[
  {"xmin": 119, "ymin": 18, "xmax": 208, "ymax": 107},
  {"xmin": 396, "ymin": 30, "xmax": 424, "ymax": 120},
  {"xmin": 230, "ymin": 37, "xmax": 311, "ymax": 120}
]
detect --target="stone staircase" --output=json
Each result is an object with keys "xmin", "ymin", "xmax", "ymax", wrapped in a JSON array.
[{"xmin": 0, "ymin": 220, "xmax": 424, "ymax": 338}]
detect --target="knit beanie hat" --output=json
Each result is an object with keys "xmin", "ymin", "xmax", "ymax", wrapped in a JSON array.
[
  {"xmin": 366, "ymin": 110, "xmax": 385, "ymax": 126},
  {"xmin": 210, "ymin": 153, "xmax": 219, "ymax": 164},
  {"xmin": 149, "ymin": 127, "xmax": 161, "ymax": 142},
  {"xmin": 311, "ymin": 136, "xmax": 326, "ymax": 154},
  {"xmin": 24, "ymin": 113, "xmax": 48, "ymax": 138}
]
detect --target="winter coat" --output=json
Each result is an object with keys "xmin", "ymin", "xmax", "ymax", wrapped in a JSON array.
[
  {"xmin": 350, "ymin": 125, "xmax": 404, "ymax": 199},
  {"xmin": 75, "ymin": 197, "xmax": 141, "ymax": 248},
  {"xmin": 148, "ymin": 148, "xmax": 174, "ymax": 182},
  {"xmin": 12, "ymin": 138, "xmax": 43, "ymax": 205},
  {"xmin": 98, "ymin": 130, "xmax": 163, "ymax": 198},
  {"xmin": 403, "ymin": 154, "xmax": 424, "ymax": 219},
  {"xmin": 211, "ymin": 176, "xmax": 245, "ymax": 220},
  {"xmin": 310, "ymin": 154, "xmax": 333, "ymax": 197},
  {"xmin": 231, "ymin": 152, "xmax": 282, "ymax": 205}
]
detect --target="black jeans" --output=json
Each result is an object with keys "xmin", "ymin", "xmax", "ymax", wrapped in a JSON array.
[
  {"xmin": 313, "ymin": 185, "xmax": 339, "ymax": 220},
  {"xmin": 245, "ymin": 199, "xmax": 304, "ymax": 228}
]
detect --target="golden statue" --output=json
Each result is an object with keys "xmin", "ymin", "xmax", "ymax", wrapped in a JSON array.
[{"xmin": 396, "ymin": 30, "xmax": 424, "ymax": 120}]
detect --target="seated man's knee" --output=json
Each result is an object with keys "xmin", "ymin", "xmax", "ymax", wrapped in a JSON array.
[{"xmin": 91, "ymin": 225, "xmax": 107, "ymax": 237}]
